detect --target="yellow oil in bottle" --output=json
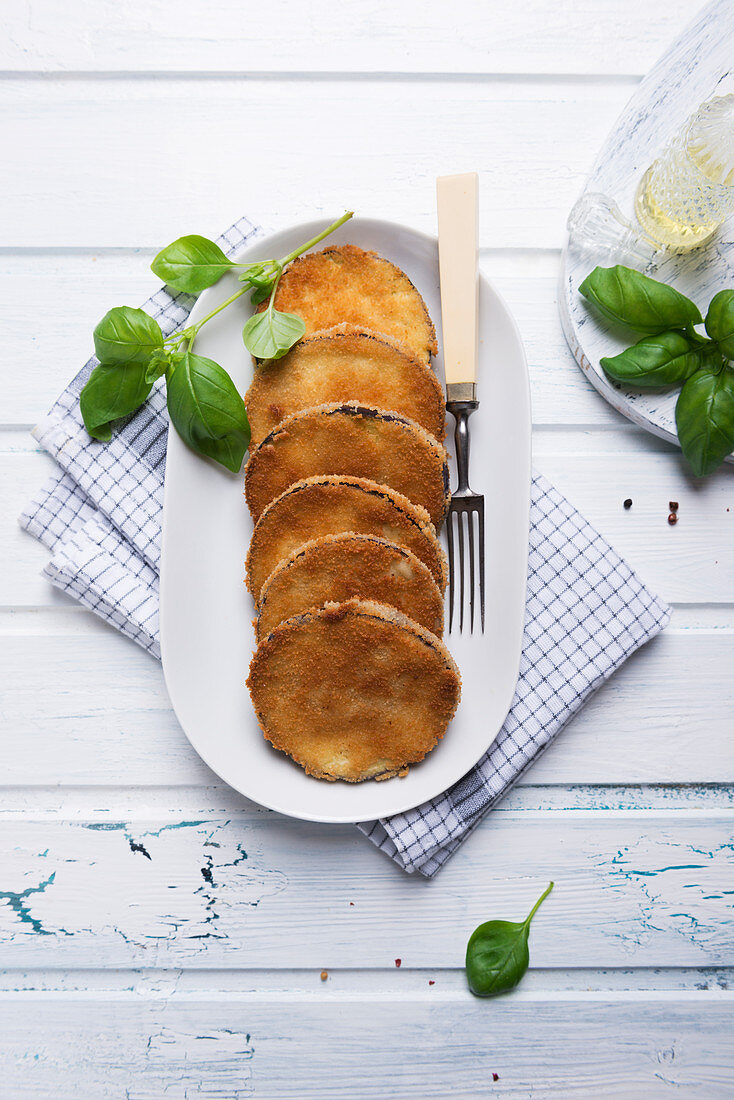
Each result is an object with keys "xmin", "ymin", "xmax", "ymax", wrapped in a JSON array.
[{"xmin": 634, "ymin": 94, "xmax": 734, "ymax": 252}]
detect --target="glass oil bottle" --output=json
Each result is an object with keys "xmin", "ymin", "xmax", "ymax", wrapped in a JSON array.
[{"xmin": 634, "ymin": 94, "xmax": 734, "ymax": 252}]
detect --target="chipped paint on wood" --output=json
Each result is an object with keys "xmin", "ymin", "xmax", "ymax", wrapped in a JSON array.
[
  {"xmin": 0, "ymin": 997, "xmax": 732, "ymax": 1098},
  {"xmin": 1, "ymin": 812, "xmax": 732, "ymax": 968}
]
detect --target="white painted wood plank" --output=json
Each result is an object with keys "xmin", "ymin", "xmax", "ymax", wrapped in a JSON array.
[
  {"xmin": 0, "ymin": 251, "xmax": 625, "ymax": 426},
  {"xmin": 3, "ymin": 962, "xmax": 734, "ymax": 994},
  {"xmin": 0, "ymin": 78, "xmax": 630, "ymax": 249},
  {"xmin": 0, "ymin": 995, "xmax": 732, "ymax": 1099},
  {"xmin": 0, "ymin": 627, "xmax": 732, "ymax": 787},
  {"xmin": 537, "ymin": 447, "xmax": 734, "ymax": 606},
  {"xmin": 0, "ymin": 995, "xmax": 731, "ymax": 1099},
  {"xmin": 4, "ymin": 781, "xmax": 733, "ymax": 817},
  {"xmin": 4, "ymin": 431, "xmax": 732, "ymax": 609},
  {"xmin": 1, "ymin": 0, "xmax": 692, "ymax": 76},
  {"xmin": 1, "ymin": 805, "xmax": 733, "ymax": 967}
]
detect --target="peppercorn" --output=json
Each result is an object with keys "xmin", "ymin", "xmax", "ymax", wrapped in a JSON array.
[{"xmin": 623, "ymin": 498, "xmax": 632, "ymax": 509}]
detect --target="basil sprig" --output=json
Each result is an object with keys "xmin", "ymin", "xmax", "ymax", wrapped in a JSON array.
[
  {"xmin": 79, "ymin": 211, "xmax": 353, "ymax": 470},
  {"xmin": 466, "ymin": 882, "xmax": 553, "ymax": 998},
  {"xmin": 580, "ymin": 266, "xmax": 734, "ymax": 477}
]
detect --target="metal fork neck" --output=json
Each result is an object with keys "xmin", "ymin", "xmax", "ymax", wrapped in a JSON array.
[{"xmin": 446, "ymin": 396, "xmax": 478, "ymax": 496}]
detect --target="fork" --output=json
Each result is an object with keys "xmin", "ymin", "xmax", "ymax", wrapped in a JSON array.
[{"xmin": 437, "ymin": 172, "xmax": 485, "ymax": 633}]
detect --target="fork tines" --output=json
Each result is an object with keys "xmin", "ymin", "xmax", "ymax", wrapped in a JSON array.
[{"xmin": 446, "ymin": 495, "xmax": 485, "ymax": 634}]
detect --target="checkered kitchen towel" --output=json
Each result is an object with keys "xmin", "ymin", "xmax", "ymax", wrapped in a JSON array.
[{"xmin": 20, "ymin": 214, "xmax": 670, "ymax": 877}]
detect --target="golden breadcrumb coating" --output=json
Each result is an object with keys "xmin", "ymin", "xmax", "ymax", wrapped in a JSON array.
[
  {"xmin": 256, "ymin": 532, "xmax": 444, "ymax": 641},
  {"xmin": 259, "ymin": 245, "xmax": 437, "ymax": 363},
  {"xmin": 244, "ymin": 402, "xmax": 449, "ymax": 528},
  {"xmin": 247, "ymin": 598, "xmax": 460, "ymax": 782},
  {"xmin": 245, "ymin": 324, "xmax": 445, "ymax": 448},
  {"xmin": 246, "ymin": 475, "xmax": 447, "ymax": 600}
]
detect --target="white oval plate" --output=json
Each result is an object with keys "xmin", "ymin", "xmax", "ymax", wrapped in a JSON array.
[{"xmin": 160, "ymin": 217, "xmax": 531, "ymax": 824}]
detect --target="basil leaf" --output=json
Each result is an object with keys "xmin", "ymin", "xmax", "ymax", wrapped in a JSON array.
[
  {"xmin": 249, "ymin": 284, "xmax": 274, "ymax": 306},
  {"xmin": 466, "ymin": 882, "xmax": 553, "ymax": 998},
  {"xmin": 151, "ymin": 235, "xmax": 233, "ymax": 295},
  {"xmin": 145, "ymin": 347, "xmax": 171, "ymax": 384},
  {"xmin": 239, "ymin": 266, "xmax": 277, "ymax": 305},
  {"xmin": 80, "ymin": 362, "xmax": 153, "ymax": 441},
  {"xmin": 675, "ymin": 366, "xmax": 734, "ymax": 477},
  {"xmin": 243, "ymin": 271, "xmax": 273, "ymax": 291},
  {"xmin": 166, "ymin": 351, "xmax": 250, "ymax": 473},
  {"xmin": 705, "ymin": 289, "xmax": 734, "ymax": 358},
  {"xmin": 242, "ymin": 308, "xmax": 306, "ymax": 360},
  {"xmin": 579, "ymin": 266, "xmax": 702, "ymax": 334},
  {"xmin": 600, "ymin": 331, "xmax": 707, "ymax": 388},
  {"xmin": 93, "ymin": 306, "xmax": 163, "ymax": 366}
]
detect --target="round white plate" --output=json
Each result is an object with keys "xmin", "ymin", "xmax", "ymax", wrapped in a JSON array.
[
  {"xmin": 160, "ymin": 217, "xmax": 531, "ymax": 823},
  {"xmin": 560, "ymin": 1, "xmax": 734, "ymax": 463}
]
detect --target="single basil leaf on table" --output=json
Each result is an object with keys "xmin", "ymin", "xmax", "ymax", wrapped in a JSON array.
[
  {"xmin": 151, "ymin": 235, "xmax": 234, "ymax": 295},
  {"xmin": 675, "ymin": 366, "xmax": 734, "ymax": 477},
  {"xmin": 166, "ymin": 351, "xmax": 250, "ymax": 473},
  {"xmin": 600, "ymin": 331, "xmax": 709, "ymax": 388},
  {"xmin": 465, "ymin": 882, "xmax": 553, "ymax": 998},
  {"xmin": 579, "ymin": 266, "xmax": 702, "ymax": 334},
  {"xmin": 705, "ymin": 289, "xmax": 734, "ymax": 359},
  {"xmin": 93, "ymin": 306, "xmax": 164, "ymax": 366},
  {"xmin": 242, "ymin": 308, "xmax": 306, "ymax": 360},
  {"xmin": 80, "ymin": 361, "xmax": 153, "ymax": 441}
]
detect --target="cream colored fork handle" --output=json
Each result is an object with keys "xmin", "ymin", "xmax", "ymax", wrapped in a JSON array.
[{"xmin": 437, "ymin": 172, "xmax": 479, "ymax": 395}]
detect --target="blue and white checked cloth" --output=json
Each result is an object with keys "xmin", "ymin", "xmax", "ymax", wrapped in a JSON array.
[{"xmin": 20, "ymin": 214, "xmax": 670, "ymax": 877}]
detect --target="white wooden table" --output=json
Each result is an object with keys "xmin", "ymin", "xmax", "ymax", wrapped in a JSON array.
[{"xmin": 1, "ymin": 2, "xmax": 733, "ymax": 1095}]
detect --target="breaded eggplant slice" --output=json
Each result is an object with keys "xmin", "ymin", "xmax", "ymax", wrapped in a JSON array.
[
  {"xmin": 247, "ymin": 598, "xmax": 460, "ymax": 782},
  {"xmin": 258, "ymin": 245, "xmax": 437, "ymax": 363},
  {"xmin": 245, "ymin": 324, "xmax": 445, "ymax": 448},
  {"xmin": 244, "ymin": 402, "xmax": 450, "ymax": 528},
  {"xmin": 256, "ymin": 533, "xmax": 444, "ymax": 641},
  {"xmin": 246, "ymin": 475, "xmax": 447, "ymax": 600}
]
